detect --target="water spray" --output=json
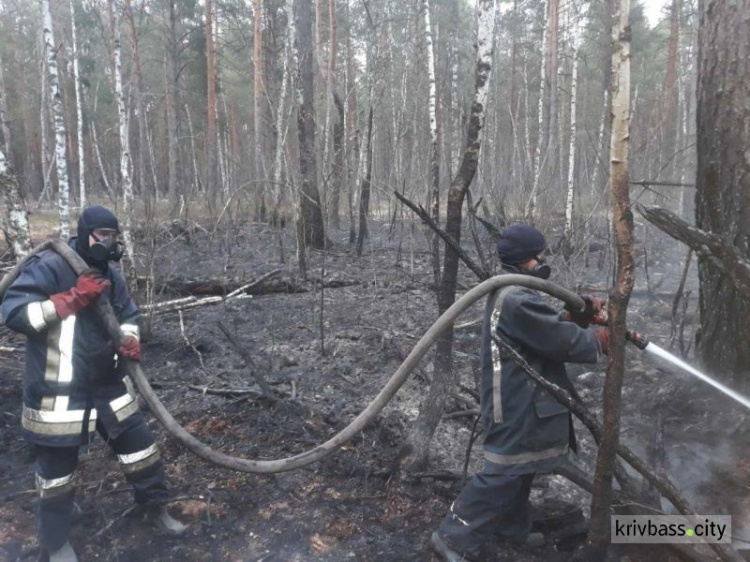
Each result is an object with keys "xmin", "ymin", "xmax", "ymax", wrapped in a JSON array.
[{"xmin": 626, "ymin": 331, "xmax": 750, "ymax": 411}]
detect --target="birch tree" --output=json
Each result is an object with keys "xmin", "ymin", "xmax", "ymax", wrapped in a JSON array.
[
  {"xmin": 205, "ymin": 0, "xmax": 219, "ymax": 197},
  {"xmin": 254, "ymin": 0, "xmax": 266, "ymax": 219},
  {"xmin": 42, "ymin": 0, "xmax": 71, "ymax": 239},
  {"xmin": 70, "ymin": 0, "xmax": 85, "ymax": 208},
  {"xmin": 423, "ymin": 0, "xmax": 440, "ymax": 286},
  {"xmin": 111, "ymin": 3, "xmax": 135, "ymax": 267},
  {"xmin": 563, "ymin": 11, "xmax": 580, "ymax": 246},
  {"xmin": 0, "ymin": 149, "xmax": 32, "ymax": 259},
  {"xmin": 0, "ymin": 51, "xmax": 11, "ymax": 157},
  {"xmin": 586, "ymin": 0, "xmax": 634, "ymax": 552},
  {"xmin": 402, "ymin": 0, "xmax": 496, "ymax": 471}
]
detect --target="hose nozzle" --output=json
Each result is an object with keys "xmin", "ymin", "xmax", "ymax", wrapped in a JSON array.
[{"xmin": 626, "ymin": 330, "xmax": 649, "ymax": 350}]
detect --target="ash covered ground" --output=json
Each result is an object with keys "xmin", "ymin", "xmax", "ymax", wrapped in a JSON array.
[{"xmin": 1, "ymin": 216, "xmax": 748, "ymax": 561}]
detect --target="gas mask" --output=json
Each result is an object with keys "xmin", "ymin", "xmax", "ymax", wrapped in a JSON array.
[
  {"xmin": 528, "ymin": 257, "xmax": 551, "ymax": 280},
  {"xmin": 502, "ymin": 258, "xmax": 552, "ymax": 280},
  {"xmin": 89, "ymin": 232, "xmax": 125, "ymax": 262}
]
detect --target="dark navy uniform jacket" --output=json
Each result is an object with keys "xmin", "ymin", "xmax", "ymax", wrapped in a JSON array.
[
  {"xmin": 2, "ymin": 242, "xmax": 142, "ymax": 446},
  {"xmin": 480, "ymin": 286, "xmax": 600, "ymax": 474}
]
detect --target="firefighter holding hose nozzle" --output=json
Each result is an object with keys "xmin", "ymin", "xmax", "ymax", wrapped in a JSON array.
[
  {"xmin": 1, "ymin": 207, "xmax": 187, "ymax": 562},
  {"xmin": 431, "ymin": 225, "xmax": 611, "ymax": 562}
]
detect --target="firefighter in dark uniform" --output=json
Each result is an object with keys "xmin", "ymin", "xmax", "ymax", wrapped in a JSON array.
[
  {"xmin": 431, "ymin": 224, "xmax": 610, "ymax": 562},
  {"xmin": 2, "ymin": 207, "xmax": 186, "ymax": 562}
]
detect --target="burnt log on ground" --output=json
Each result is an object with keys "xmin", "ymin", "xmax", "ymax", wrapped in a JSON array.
[
  {"xmin": 138, "ymin": 270, "xmax": 359, "ymax": 297},
  {"xmin": 638, "ymin": 204, "xmax": 750, "ymax": 297}
]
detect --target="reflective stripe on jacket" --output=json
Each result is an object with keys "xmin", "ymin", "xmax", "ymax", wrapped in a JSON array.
[{"xmin": 2, "ymin": 246, "xmax": 142, "ymax": 446}]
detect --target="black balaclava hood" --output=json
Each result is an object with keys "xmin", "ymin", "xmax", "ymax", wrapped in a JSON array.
[
  {"xmin": 75, "ymin": 206, "xmax": 120, "ymax": 263},
  {"xmin": 496, "ymin": 224, "xmax": 551, "ymax": 279}
]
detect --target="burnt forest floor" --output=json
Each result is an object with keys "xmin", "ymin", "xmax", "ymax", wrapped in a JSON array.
[{"xmin": 1, "ymin": 212, "xmax": 749, "ymax": 562}]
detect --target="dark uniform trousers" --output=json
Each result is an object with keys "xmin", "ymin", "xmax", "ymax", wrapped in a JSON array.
[
  {"xmin": 437, "ymin": 471, "xmax": 535, "ymax": 561},
  {"xmin": 35, "ymin": 420, "xmax": 169, "ymax": 552}
]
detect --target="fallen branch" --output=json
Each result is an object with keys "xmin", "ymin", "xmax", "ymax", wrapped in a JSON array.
[
  {"xmin": 493, "ymin": 333, "xmax": 743, "ymax": 562},
  {"xmin": 188, "ymin": 385, "xmax": 265, "ymax": 399},
  {"xmin": 393, "ymin": 190, "xmax": 490, "ymax": 280},
  {"xmin": 638, "ymin": 204, "xmax": 750, "ymax": 297},
  {"xmin": 216, "ymin": 321, "xmax": 274, "ymax": 397}
]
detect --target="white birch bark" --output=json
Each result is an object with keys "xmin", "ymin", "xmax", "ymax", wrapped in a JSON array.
[
  {"xmin": 70, "ymin": 0, "xmax": 86, "ymax": 208},
  {"xmin": 527, "ymin": 0, "xmax": 548, "ymax": 219},
  {"xmin": 185, "ymin": 103, "xmax": 201, "ymax": 195},
  {"xmin": 42, "ymin": 0, "xmax": 71, "ymax": 239},
  {"xmin": 423, "ymin": 0, "xmax": 440, "ymax": 282},
  {"xmin": 273, "ymin": 11, "xmax": 292, "ymax": 210},
  {"xmin": 0, "ymin": 52, "xmax": 12, "ymax": 156},
  {"xmin": 564, "ymin": 26, "xmax": 579, "ymax": 240},
  {"xmin": 590, "ymin": 88, "xmax": 609, "ymax": 195},
  {"xmin": 39, "ymin": 50, "xmax": 49, "ymax": 202},
  {"xmin": 112, "ymin": 7, "xmax": 135, "ymax": 264},
  {"xmin": 0, "ymin": 149, "xmax": 32, "ymax": 259}
]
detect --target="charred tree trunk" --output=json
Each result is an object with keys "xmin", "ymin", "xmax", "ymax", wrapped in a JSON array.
[
  {"xmin": 585, "ymin": 0, "xmax": 634, "ymax": 555},
  {"xmin": 401, "ymin": 0, "xmax": 496, "ymax": 471},
  {"xmin": 294, "ymin": 0, "xmax": 326, "ymax": 250},
  {"xmin": 694, "ymin": 0, "xmax": 750, "ymax": 380}
]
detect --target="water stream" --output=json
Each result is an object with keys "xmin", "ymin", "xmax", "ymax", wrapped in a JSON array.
[{"xmin": 643, "ymin": 342, "xmax": 750, "ymax": 411}]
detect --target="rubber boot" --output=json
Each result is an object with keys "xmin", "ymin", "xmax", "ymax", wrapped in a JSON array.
[
  {"xmin": 430, "ymin": 531, "xmax": 475, "ymax": 562},
  {"xmin": 48, "ymin": 541, "xmax": 78, "ymax": 562},
  {"xmin": 146, "ymin": 505, "xmax": 188, "ymax": 535}
]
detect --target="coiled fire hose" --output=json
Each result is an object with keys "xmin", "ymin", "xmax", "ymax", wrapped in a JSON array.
[{"xmin": 0, "ymin": 240, "xmax": 586, "ymax": 474}]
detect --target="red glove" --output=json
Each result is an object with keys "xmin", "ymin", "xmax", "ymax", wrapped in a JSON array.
[
  {"xmin": 119, "ymin": 336, "xmax": 141, "ymax": 361},
  {"xmin": 563, "ymin": 296, "xmax": 605, "ymax": 328},
  {"xmin": 594, "ymin": 328, "xmax": 610, "ymax": 355},
  {"xmin": 49, "ymin": 272, "xmax": 111, "ymax": 319}
]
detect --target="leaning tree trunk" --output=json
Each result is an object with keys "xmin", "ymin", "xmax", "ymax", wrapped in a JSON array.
[
  {"xmin": 294, "ymin": 0, "xmax": 326, "ymax": 250},
  {"xmin": 585, "ymin": 0, "xmax": 634, "ymax": 555},
  {"xmin": 694, "ymin": 0, "xmax": 750, "ymax": 381},
  {"xmin": 42, "ymin": 0, "xmax": 71, "ymax": 239},
  {"xmin": 0, "ymin": 150, "xmax": 32, "ymax": 259},
  {"xmin": 402, "ymin": 0, "xmax": 496, "ymax": 471}
]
